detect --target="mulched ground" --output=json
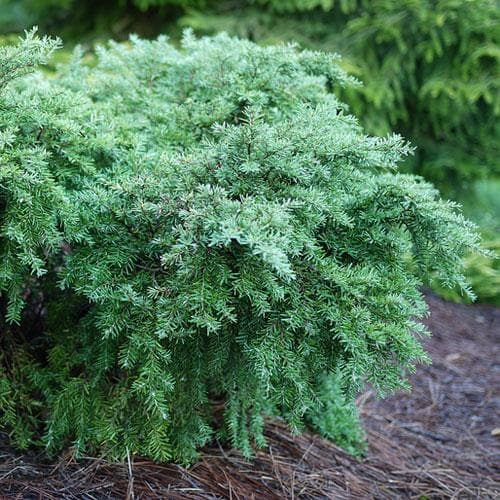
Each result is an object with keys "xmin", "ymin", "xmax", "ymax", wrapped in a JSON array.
[{"xmin": 1, "ymin": 292, "xmax": 499, "ymax": 499}]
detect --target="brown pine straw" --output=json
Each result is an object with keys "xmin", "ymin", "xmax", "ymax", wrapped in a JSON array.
[{"xmin": 1, "ymin": 292, "xmax": 499, "ymax": 499}]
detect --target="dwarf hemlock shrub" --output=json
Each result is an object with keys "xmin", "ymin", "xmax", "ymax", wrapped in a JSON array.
[{"xmin": 0, "ymin": 30, "xmax": 480, "ymax": 462}]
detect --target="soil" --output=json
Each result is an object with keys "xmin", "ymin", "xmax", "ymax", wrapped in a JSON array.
[{"xmin": 1, "ymin": 292, "xmax": 499, "ymax": 499}]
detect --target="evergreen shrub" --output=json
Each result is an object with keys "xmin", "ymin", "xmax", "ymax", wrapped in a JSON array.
[{"xmin": 0, "ymin": 30, "xmax": 481, "ymax": 462}]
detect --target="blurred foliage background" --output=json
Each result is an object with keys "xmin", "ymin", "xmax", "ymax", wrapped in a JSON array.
[{"xmin": 1, "ymin": 0, "xmax": 498, "ymax": 304}]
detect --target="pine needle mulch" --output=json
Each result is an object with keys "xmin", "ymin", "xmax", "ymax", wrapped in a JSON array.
[{"xmin": 1, "ymin": 292, "xmax": 499, "ymax": 499}]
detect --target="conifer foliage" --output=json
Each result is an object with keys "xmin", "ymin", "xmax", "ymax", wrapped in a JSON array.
[
  {"xmin": 183, "ymin": 0, "xmax": 500, "ymax": 192},
  {"xmin": 0, "ymin": 30, "xmax": 480, "ymax": 462}
]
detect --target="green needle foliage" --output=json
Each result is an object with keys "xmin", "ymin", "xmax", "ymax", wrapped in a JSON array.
[
  {"xmin": 182, "ymin": 0, "xmax": 500, "ymax": 193},
  {"xmin": 1, "ymin": 2, "xmax": 498, "ymax": 191},
  {"xmin": 1, "ymin": 30, "xmax": 481, "ymax": 462}
]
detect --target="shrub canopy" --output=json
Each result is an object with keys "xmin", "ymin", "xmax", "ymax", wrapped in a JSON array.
[{"xmin": 0, "ymin": 30, "xmax": 480, "ymax": 462}]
